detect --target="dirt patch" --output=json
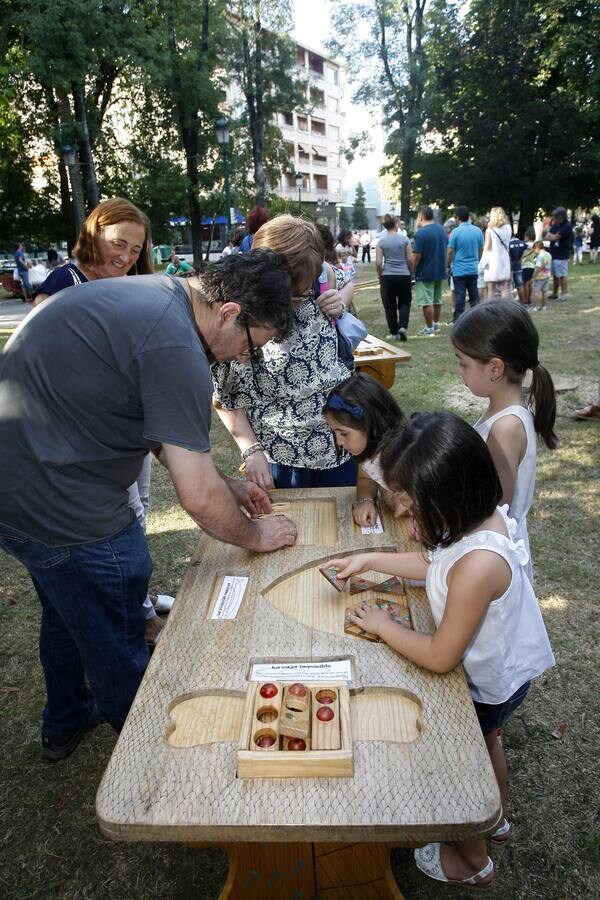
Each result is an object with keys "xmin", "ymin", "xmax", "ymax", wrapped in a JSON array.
[{"xmin": 443, "ymin": 384, "xmax": 487, "ymax": 416}]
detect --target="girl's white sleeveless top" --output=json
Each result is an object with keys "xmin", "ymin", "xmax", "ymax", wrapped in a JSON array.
[
  {"xmin": 363, "ymin": 455, "xmax": 388, "ymax": 491},
  {"xmin": 475, "ymin": 405, "xmax": 536, "ymax": 581},
  {"xmin": 426, "ymin": 506, "xmax": 555, "ymax": 705}
]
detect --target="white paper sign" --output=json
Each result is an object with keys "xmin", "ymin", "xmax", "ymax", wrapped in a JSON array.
[
  {"xmin": 211, "ymin": 576, "xmax": 249, "ymax": 619},
  {"xmin": 250, "ymin": 659, "xmax": 352, "ymax": 683},
  {"xmin": 361, "ymin": 515, "xmax": 384, "ymax": 535}
]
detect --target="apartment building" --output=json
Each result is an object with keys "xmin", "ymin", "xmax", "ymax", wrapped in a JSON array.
[{"xmin": 276, "ymin": 43, "xmax": 345, "ymax": 229}]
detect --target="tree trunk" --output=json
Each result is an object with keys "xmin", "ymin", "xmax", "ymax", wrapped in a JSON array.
[
  {"xmin": 72, "ymin": 80, "xmax": 99, "ymax": 210},
  {"xmin": 400, "ymin": 142, "xmax": 415, "ymax": 223},
  {"xmin": 181, "ymin": 124, "xmax": 204, "ymax": 271}
]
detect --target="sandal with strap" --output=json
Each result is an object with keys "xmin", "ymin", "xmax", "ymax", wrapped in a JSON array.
[
  {"xmin": 489, "ymin": 817, "xmax": 511, "ymax": 845},
  {"xmin": 414, "ymin": 843, "xmax": 495, "ymax": 890},
  {"xmin": 573, "ymin": 404, "xmax": 600, "ymax": 421}
]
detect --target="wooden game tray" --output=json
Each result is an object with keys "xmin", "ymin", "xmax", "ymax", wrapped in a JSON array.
[{"xmin": 236, "ymin": 682, "xmax": 353, "ymax": 778}]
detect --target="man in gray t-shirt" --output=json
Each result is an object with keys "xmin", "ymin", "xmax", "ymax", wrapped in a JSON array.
[{"xmin": 0, "ymin": 251, "xmax": 297, "ymax": 756}]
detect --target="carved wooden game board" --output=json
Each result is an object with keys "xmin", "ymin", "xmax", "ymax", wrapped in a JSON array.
[{"xmin": 96, "ymin": 488, "xmax": 501, "ymax": 899}]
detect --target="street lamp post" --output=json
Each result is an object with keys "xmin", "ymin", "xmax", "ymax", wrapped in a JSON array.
[
  {"xmin": 61, "ymin": 143, "xmax": 85, "ymax": 236},
  {"xmin": 335, "ymin": 203, "xmax": 342, "ymax": 234},
  {"xmin": 215, "ymin": 117, "xmax": 232, "ymax": 240},
  {"xmin": 295, "ymin": 171, "xmax": 303, "ymax": 213}
]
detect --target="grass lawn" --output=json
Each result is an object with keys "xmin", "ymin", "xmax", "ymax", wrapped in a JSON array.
[{"xmin": 1, "ymin": 266, "xmax": 599, "ymax": 899}]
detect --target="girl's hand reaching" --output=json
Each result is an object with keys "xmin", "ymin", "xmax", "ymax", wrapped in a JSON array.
[
  {"xmin": 347, "ymin": 602, "xmax": 400, "ymax": 638},
  {"xmin": 352, "ymin": 498, "xmax": 378, "ymax": 527},
  {"xmin": 327, "ymin": 554, "xmax": 373, "ymax": 579}
]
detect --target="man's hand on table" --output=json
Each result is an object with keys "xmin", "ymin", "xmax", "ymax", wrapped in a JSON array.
[
  {"xmin": 251, "ymin": 515, "xmax": 298, "ymax": 552},
  {"xmin": 227, "ymin": 479, "xmax": 298, "ymax": 551}
]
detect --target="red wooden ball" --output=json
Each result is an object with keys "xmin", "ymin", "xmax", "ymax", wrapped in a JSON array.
[
  {"xmin": 287, "ymin": 738, "xmax": 306, "ymax": 751},
  {"xmin": 259, "ymin": 683, "xmax": 278, "ymax": 699},
  {"xmin": 316, "ymin": 706, "xmax": 335, "ymax": 722},
  {"xmin": 318, "ymin": 694, "xmax": 334, "ymax": 704},
  {"xmin": 288, "ymin": 683, "xmax": 307, "ymax": 697},
  {"xmin": 256, "ymin": 734, "xmax": 276, "ymax": 748}
]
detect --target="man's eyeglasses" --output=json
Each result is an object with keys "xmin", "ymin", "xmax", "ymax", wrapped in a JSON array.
[
  {"xmin": 243, "ymin": 322, "xmax": 261, "ymax": 392},
  {"xmin": 244, "ymin": 322, "xmax": 262, "ymax": 360}
]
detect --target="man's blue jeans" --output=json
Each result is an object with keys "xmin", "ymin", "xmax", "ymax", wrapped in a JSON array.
[
  {"xmin": 453, "ymin": 274, "xmax": 480, "ymax": 322},
  {"xmin": 0, "ymin": 518, "xmax": 152, "ymax": 736}
]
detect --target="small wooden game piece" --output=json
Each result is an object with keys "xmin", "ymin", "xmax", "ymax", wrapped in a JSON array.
[
  {"xmin": 253, "ymin": 729, "xmax": 277, "ymax": 749},
  {"xmin": 288, "ymin": 683, "xmax": 307, "ymax": 697},
  {"xmin": 279, "ymin": 684, "xmax": 311, "ymax": 739},
  {"xmin": 349, "ymin": 575, "xmax": 405, "ymax": 596},
  {"xmin": 259, "ymin": 683, "xmax": 278, "ymax": 699},
  {"xmin": 311, "ymin": 688, "xmax": 341, "ymax": 750},
  {"xmin": 284, "ymin": 737, "xmax": 308, "ymax": 752},
  {"xmin": 256, "ymin": 502, "xmax": 292, "ymax": 518},
  {"xmin": 319, "ymin": 565, "xmax": 348, "ymax": 592}
]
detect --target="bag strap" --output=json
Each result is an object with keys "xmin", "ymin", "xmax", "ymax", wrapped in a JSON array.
[{"xmin": 493, "ymin": 228, "xmax": 510, "ymax": 253}]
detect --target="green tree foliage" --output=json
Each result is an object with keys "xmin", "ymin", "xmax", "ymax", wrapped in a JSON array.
[
  {"xmin": 352, "ymin": 182, "xmax": 369, "ymax": 229},
  {"xmin": 227, "ymin": 0, "xmax": 307, "ymax": 205},
  {"xmin": 338, "ymin": 206, "xmax": 351, "ymax": 231},
  {"xmin": 417, "ymin": 0, "xmax": 600, "ymax": 227},
  {"xmin": 328, "ymin": 1, "xmax": 428, "ymax": 221},
  {"xmin": 142, "ymin": 0, "xmax": 226, "ymax": 267}
]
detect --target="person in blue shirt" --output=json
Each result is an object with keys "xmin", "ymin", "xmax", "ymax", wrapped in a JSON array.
[
  {"xmin": 412, "ymin": 204, "xmax": 448, "ymax": 335},
  {"xmin": 447, "ymin": 206, "xmax": 483, "ymax": 323}
]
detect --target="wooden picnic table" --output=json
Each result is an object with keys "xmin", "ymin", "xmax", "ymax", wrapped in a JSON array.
[
  {"xmin": 96, "ymin": 488, "xmax": 500, "ymax": 899},
  {"xmin": 354, "ymin": 334, "xmax": 411, "ymax": 388}
]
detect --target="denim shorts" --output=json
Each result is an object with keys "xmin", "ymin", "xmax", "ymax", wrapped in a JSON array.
[
  {"xmin": 473, "ymin": 681, "xmax": 531, "ymax": 736},
  {"xmin": 512, "ymin": 270, "xmax": 523, "ymax": 288},
  {"xmin": 551, "ymin": 258, "xmax": 568, "ymax": 278}
]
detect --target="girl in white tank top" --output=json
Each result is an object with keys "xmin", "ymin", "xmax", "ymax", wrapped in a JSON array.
[
  {"xmin": 328, "ymin": 412, "xmax": 555, "ymax": 891},
  {"xmin": 451, "ymin": 301, "xmax": 558, "ymax": 581}
]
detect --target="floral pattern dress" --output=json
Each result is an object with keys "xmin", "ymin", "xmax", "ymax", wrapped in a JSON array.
[{"xmin": 212, "ymin": 297, "xmax": 351, "ymax": 469}]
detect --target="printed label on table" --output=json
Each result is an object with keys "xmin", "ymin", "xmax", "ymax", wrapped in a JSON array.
[
  {"xmin": 211, "ymin": 576, "xmax": 249, "ymax": 619},
  {"xmin": 361, "ymin": 515, "xmax": 384, "ymax": 535},
  {"xmin": 250, "ymin": 659, "xmax": 352, "ymax": 683}
]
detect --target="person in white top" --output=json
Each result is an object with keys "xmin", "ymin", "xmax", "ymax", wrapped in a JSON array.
[
  {"xmin": 322, "ymin": 374, "xmax": 409, "ymax": 527},
  {"xmin": 483, "ymin": 206, "xmax": 512, "ymax": 298},
  {"xmin": 329, "ymin": 412, "xmax": 555, "ymax": 891},
  {"xmin": 452, "ymin": 301, "xmax": 558, "ymax": 581}
]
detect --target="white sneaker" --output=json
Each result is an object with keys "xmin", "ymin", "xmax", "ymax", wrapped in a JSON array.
[
  {"xmin": 153, "ymin": 593, "xmax": 175, "ymax": 613},
  {"xmin": 417, "ymin": 326, "xmax": 435, "ymax": 335},
  {"xmin": 432, "ymin": 323, "xmax": 441, "ymax": 333}
]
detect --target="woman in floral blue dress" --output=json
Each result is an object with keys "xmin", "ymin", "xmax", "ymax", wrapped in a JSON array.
[{"xmin": 212, "ymin": 215, "xmax": 357, "ymax": 489}]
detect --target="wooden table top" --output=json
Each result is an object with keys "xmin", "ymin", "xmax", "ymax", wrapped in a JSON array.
[
  {"xmin": 354, "ymin": 333, "xmax": 411, "ymax": 366},
  {"xmin": 96, "ymin": 488, "xmax": 500, "ymax": 844}
]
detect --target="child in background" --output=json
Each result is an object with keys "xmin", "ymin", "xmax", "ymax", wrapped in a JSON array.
[
  {"xmin": 508, "ymin": 233, "xmax": 527, "ymax": 302},
  {"xmin": 329, "ymin": 412, "xmax": 555, "ymax": 890},
  {"xmin": 531, "ymin": 240, "xmax": 552, "ymax": 311},
  {"xmin": 572, "ymin": 226, "xmax": 584, "ymax": 265},
  {"xmin": 519, "ymin": 226, "xmax": 537, "ymax": 306},
  {"xmin": 452, "ymin": 301, "xmax": 557, "ymax": 581},
  {"xmin": 322, "ymin": 374, "xmax": 407, "ymax": 526}
]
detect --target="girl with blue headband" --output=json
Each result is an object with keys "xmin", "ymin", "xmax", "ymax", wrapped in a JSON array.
[{"xmin": 323, "ymin": 374, "xmax": 405, "ymax": 527}]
